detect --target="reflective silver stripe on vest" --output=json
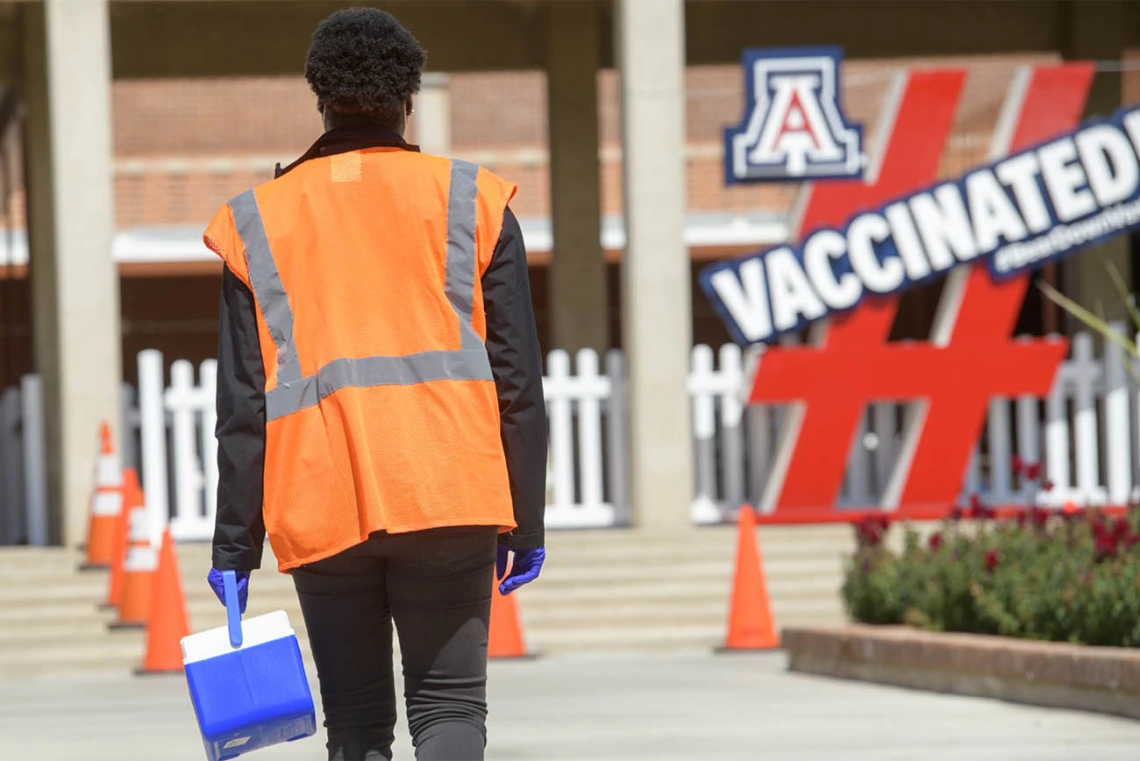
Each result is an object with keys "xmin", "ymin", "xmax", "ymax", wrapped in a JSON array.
[
  {"xmin": 265, "ymin": 349, "xmax": 493, "ymax": 421},
  {"xmin": 446, "ymin": 160, "xmax": 486, "ymax": 351},
  {"xmin": 247, "ymin": 158, "xmax": 493, "ymax": 422},
  {"xmin": 229, "ymin": 190, "xmax": 304, "ymax": 384}
]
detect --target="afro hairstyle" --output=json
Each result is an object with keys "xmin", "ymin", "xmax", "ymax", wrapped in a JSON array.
[{"xmin": 304, "ymin": 8, "xmax": 427, "ymax": 126}]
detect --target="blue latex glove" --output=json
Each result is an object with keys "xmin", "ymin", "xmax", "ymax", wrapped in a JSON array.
[
  {"xmin": 207, "ymin": 568, "xmax": 250, "ymax": 615},
  {"xmin": 496, "ymin": 545, "xmax": 545, "ymax": 595}
]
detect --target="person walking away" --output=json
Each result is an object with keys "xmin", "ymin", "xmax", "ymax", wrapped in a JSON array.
[{"xmin": 200, "ymin": 9, "xmax": 548, "ymax": 760}]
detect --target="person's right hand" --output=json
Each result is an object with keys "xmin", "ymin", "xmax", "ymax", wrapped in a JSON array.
[
  {"xmin": 496, "ymin": 546, "xmax": 545, "ymax": 595},
  {"xmin": 206, "ymin": 568, "xmax": 251, "ymax": 614}
]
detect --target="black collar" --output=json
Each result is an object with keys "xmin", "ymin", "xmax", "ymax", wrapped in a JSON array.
[{"xmin": 275, "ymin": 127, "xmax": 420, "ymax": 177}]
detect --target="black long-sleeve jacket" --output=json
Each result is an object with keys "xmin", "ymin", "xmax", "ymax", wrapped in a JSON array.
[{"xmin": 212, "ymin": 128, "xmax": 548, "ymax": 571}]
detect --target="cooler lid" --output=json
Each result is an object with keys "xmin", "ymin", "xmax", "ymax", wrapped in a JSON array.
[{"xmin": 181, "ymin": 610, "xmax": 296, "ymax": 664}]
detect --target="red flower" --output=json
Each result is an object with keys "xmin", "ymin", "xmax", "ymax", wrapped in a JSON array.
[
  {"xmin": 1092, "ymin": 517, "xmax": 1130, "ymax": 557},
  {"xmin": 928, "ymin": 532, "xmax": 943, "ymax": 552},
  {"xmin": 984, "ymin": 550, "xmax": 1000, "ymax": 572},
  {"xmin": 1041, "ymin": 479, "xmax": 1054, "ymax": 492},
  {"xmin": 1017, "ymin": 506, "xmax": 1048, "ymax": 529},
  {"xmin": 855, "ymin": 514, "xmax": 891, "ymax": 547},
  {"xmin": 1024, "ymin": 462, "xmax": 1042, "ymax": 481},
  {"xmin": 949, "ymin": 504, "xmax": 964, "ymax": 522},
  {"xmin": 966, "ymin": 494, "xmax": 995, "ymax": 520},
  {"xmin": 1012, "ymin": 455, "xmax": 1024, "ymax": 475},
  {"xmin": 1060, "ymin": 503, "xmax": 1083, "ymax": 522}
]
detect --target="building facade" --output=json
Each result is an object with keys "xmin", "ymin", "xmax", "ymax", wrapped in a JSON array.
[{"xmin": 0, "ymin": 0, "xmax": 1138, "ymax": 545}]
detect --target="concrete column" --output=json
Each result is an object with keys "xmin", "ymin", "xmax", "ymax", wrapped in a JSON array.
[
  {"xmin": 23, "ymin": 1, "xmax": 121, "ymax": 546},
  {"xmin": 1064, "ymin": 1, "xmax": 1131, "ymax": 323},
  {"xmin": 414, "ymin": 72, "xmax": 451, "ymax": 156},
  {"xmin": 546, "ymin": 2, "xmax": 608, "ymax": 353},
  {"xmin": 616, "ymin": 0, "xmax": 693, "ymax": 530}
]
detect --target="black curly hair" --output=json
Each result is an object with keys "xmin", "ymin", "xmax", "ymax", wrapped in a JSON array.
[{"xmin": 304, "ymin": 8, "xmax": 427, "ymax": 128}]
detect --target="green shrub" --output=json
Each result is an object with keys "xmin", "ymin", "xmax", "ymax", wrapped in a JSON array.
[{"xmin": 841, "ymin": 504, "xmax": 1140, "ymax": 646}]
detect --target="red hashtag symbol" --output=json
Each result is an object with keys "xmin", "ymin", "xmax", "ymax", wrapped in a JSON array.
[{"xmin": 749, "ymin": 64, "xmax": 1093, "ymax": 520}]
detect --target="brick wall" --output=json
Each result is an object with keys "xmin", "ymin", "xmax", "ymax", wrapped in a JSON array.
[
  {"xmin": 114, "ymin": 77, "xmax": 318, "ymax": 157},
  {"xmin": 2, "ymin": 53, "xmax": 1127, "ymax": 380},
  {"xmin": 3, "ymin": 53, "xmax": 1117, "ymax": 235}
]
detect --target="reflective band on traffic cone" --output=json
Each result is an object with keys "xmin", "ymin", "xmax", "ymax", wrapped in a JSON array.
[
  {"xmin": 110, "ymin": 501, "xmax": 157, "ymax": 629},
  {"xmin": 81, "ymin": 422, "xmax": 122, "ymax": 569},
  {"xmin": 104, "ymin": 469, "xmax": 142, "ymax": 609},
  {"xmin": 138, "ymin": 528, "xmax": 190, "ymax": 674}
]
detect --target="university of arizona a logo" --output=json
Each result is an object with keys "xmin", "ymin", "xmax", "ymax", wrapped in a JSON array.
[{"xmin": 725, "ymin": 47, "xmax": 864, "ymax": 183}]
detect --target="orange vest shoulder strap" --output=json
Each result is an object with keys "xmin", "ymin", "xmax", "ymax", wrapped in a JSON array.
[
  {"xmin": 203, "ymin": 201, "xmax": 251, "ymax": 288},
  {"xmin": 210, "ymin": 185, "xmax": 303, "ymax": 385},
  {"xmin": 474, "ymin": 167, "xmax": 518, "ymax": 274}
]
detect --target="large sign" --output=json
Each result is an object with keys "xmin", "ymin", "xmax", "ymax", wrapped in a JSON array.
[
  {"xmin": 724, "ymin": 46, "xmax": 864, "ymax": 183},
  {"xmin": 707, "ymin": 95, "xmax": 1140, "ymax": 346},
  {"xmin": 709, "ymin": 62, "xmax": 1102, "ymax": 520}
]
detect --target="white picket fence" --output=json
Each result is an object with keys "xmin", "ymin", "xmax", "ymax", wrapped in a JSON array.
[
  {"xmin": 134, "ymin": 348, "xmax": 630, "ymax": 540},
  {"xmin": 123, "ymin": 326, "xmax": 1139, "ymax": 542},
  {"xmin": 0, "ymin": 377, "xmax": 138, "ymax": 546},
  {"xmin": 3, "ymin": 327, "xmax": 1137, "ymax": 545},
  {"xmin": 543, "ymin": 349, "xmax": 626, "ymax": 529},
  {"xmin": 0, "ymin": 376, "xmax": 46, "ymax": 545},
  {"xmin": 686, "ymin": 325, "xmax": 1140, "ymax": 519}
]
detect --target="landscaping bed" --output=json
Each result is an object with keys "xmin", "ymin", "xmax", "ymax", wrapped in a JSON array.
[
  {"xmin": 783, "ymin": 624, "xmax": 1140, "ymax": 719},
  {"xmin": 841, "ymin": 469, "xmax": 1140, "ymax": 646},
  {"xmin": 801, "ymin": 460, "xmax": 1140, "ymax": 716}
]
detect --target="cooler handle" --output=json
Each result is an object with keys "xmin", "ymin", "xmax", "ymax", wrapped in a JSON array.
[{"xmin": 223, "ymin": 570, "xmax": 243, "ymax": 648}]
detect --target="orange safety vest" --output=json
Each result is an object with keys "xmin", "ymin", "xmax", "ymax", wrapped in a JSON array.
[{"xmin": 204, "ymin": 148, "xmax": 517, "ymax": 570}]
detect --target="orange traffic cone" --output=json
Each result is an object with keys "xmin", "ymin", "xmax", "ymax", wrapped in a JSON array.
[
  {"xmin": 103, "ymin": 469, "xmax": 142, "ymax": 610},
  {"xmin": 720, "ymin": 505, "xmax": 779, "ymax": 651},
  {"xmin": 138, "ymin": 529, "xmax": 190, "ymax": 674},
  {"xmin": 110, "ymin": 498, "xmax": 157, "ymax": 629},
  {"xmin": 80, "ymin": 422, "xmax": 123, "ymax": 570},
  {"xmin": 488, "ymin": 581, "xmax": 531, "ymax": 659}
]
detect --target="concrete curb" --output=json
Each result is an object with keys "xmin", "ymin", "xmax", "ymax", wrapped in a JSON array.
[{"xmin": 783, "ymin": 625, "xmax": 1140, "ymax": 720}]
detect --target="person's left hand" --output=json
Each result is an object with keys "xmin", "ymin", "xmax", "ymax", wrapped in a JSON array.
[
  {"xmin": 496, "ymin": 546, "xmax": 545, "ymax": 595},
  {"xmin": 206, "ymin": 568, "xmax": 251, "ymax": 614}
]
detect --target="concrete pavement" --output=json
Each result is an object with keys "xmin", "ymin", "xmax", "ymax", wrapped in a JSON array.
[{"xmin": 2, "ymin": 651, "xmax": 1139, "ymax": 760}]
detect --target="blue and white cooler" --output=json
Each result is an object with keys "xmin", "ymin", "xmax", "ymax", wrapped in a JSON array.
[{"xmin": 181, "ymin": 570, "xmax": 317, "ymax": 761}]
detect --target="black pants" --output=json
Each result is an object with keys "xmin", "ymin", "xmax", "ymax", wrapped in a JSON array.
[{"xmin": 292, "ymin": 526, "xmax": 498, "ymax": 761}]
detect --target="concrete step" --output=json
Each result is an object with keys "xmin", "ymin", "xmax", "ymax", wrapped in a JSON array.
[
  {"xmin": 527, "ymin": 613, "xmax": 845, "ymax": 654},
  {"xmin": 0, "ymin": 525, "xmax": 856, "ymax": 677},
  {"xmin": 3, "ymin": 602, "xmax": 119, "ymax": 623},
  {"xmin": 0, "ymin": 571, "xmax": 843, "ymax": 624},
  {"xmin": 526, "ymin": 558, "xmax": 822, "ymax": 584},
  {"xmin": 168, "ymin": 529, "xmax": 852, "ymax": 561},
  {"xmin": 0, "ymin": 621, "xmax": 130, "ymax": 644},
  {"xmin": 1, "ymin": 594, "xmax": 842, "ymax": 643},
  {"xmin": 528, "ymin": 623, "xmax": 724, "ymax": 653},
  {"xmin": 0, "ymin": 564, "xmax": 844, "ymax": 604},
  {"xmin": 0, "ymin": 584, "xmax": 124, "ymax": 605},
  {"xmin": 0, "ymin": 634, "xmax": 145, "ymax": 672},
  {"xmin": 0, "ymin": 538, "xmax": 853, "ymax": 584},
  {"xmin": 0, "ymin": 555, "xmax": 834, "ymax": 601}
]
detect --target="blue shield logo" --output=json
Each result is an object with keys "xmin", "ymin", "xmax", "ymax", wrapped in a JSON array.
[{"xmin": 725, "ymin": 46, "xmax": 864, "ymax": 183}]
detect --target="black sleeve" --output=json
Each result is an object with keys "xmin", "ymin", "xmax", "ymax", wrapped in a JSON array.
[
  {"xmin": 482, "ymin": 207, "xmax": 548, "ymax": 550},
  {"xmin": 213, "ymin": 267, "xmax": 268, "ymax": 571}
]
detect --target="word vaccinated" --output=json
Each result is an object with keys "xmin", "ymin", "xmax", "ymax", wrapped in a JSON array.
[{"xmin": 703, "ymin": 105, "xmax": 1140, "ymax": 345}]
